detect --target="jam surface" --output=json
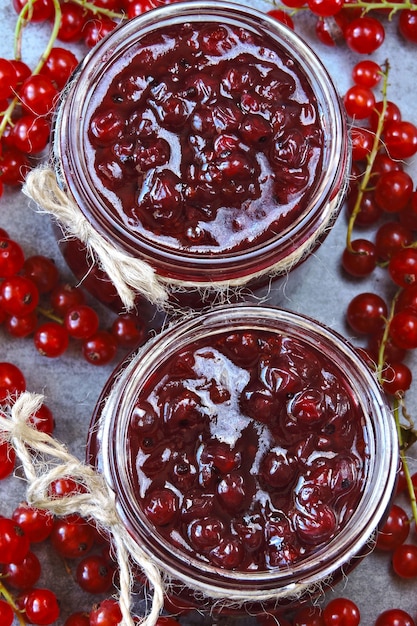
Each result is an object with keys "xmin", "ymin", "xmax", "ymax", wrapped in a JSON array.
[
  {"xmin": 128, "ymin": 329, "xmax": 367, "ymax": 572},
  {"xmin": 87, "ymin": 21, "xmax": 324, "ymax": 254}
]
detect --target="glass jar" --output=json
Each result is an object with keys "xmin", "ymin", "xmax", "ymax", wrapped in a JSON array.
[
  {"xmin": 52, "ymin": 1, "xmax": 350, "ymax": 312},
  {"xmin": 87, "ymin": 305, "xmax": 397, "ymax": 616}
]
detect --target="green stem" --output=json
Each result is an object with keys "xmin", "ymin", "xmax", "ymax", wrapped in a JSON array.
[
  {"xmin": 70, "ymin": 0, "xmax": 126, "ymax": 20},
  {"xmin": 346, "ymin": 61, "xmax": 390, "ymax": 250},
  {"xmin": 375, "ymin": 289, "xmax": 400, "ymax": 381},
  {"xmin": 393, "ymin": 399, "xmax": 417, "ymax": 525},
  {"xmin": 37, "ymin": 306, "xmax": 64, "ymax": 324},
  {"xmin": 14, "ymin": 0, "xmax": 62, "ymax": 75},
  {"xmin": 271, "ymin": 0, "xmax": 417, "ymax": 14},
  {"xmin": 0, "ymin": 580, "xmax": 27, "ymax": 626}
]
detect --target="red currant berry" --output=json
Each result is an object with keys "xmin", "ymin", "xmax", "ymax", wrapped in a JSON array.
[
  {"xmin": 50, "ymin": 283, "xmax": 85, "ymax": 315},
  {"xmin": 0, "ymin": 599, "xmax": 14, "ymax": 626},
  {"xmin": 64, "ymin": 304, "xmax": 99, "ymax": 340},
  {"xmin": 111, "ymin": 313, "xmax": 146, "ymax": 349},
  {"xmin": 369, "ymin": 100, "xmax": 402, "ymax": 133},
  {"xmin": 5, "ymin": 311, "xmax": 38, "ymax": 338},
  {"xmin": 28, "ymin": 402, "xmax": 55, "ymax": 435},
  {"xmin": 0, "ymin": 238, "xmax": 25, "ymax": 278},
  {"xmin": 12, "ymin": 502, "xmax": 54, "ymax": 543},
  {"xmin": 341, "ymin": 239, "xmax": 377, "ymax": 276},
  {"xmin": 384, "ymin": 120, "xmax": 417, "ymax": 160},
  {"xmin": 375, "ymin": 222, "xmax": 413, "ymax": 262},
  {"xmin": 0, "ymin": 517, "xmax": 30, "ymax": 564},
  {"xmin": 307, "ymin": 0, "xmax": 343, "ymax": 17},
  {"xmin": 0, "ymin": 58, "xmax": 18, "ymax": 98},
  {"xmin": 50, "ymin": 515, "xmax": 95, "ymax": 559},
  {"xmin": 57, "ymin": 2, "xmax": 88, "ymax": 42},
  {"xmin": 267, "ymin": 9, "xmax": 295, "ymax": 29},
  {"xmin": 24, "ymin": 587, "xmax": 60, "ymax": 625},
  {"xmin": 0, "ymin": 362, "xmax": 26, "ymax": 402},
  {"xmin": 399, "ymin": 9, "xmax": 417, "ymax": 44},
  {"xmin": 2, "ymin": 550, "xmax": 42, "ymax": 590},
  {"xmin": 344, "ymin": 16, "xmax": 385, "ymax": 54},
  {"xmin": 383, "ymin": 361, "xmax": 413, "ymax": 394},
  {"xmin": 376, "ymin": 504, "xmax": 410, "ymax": 551},
  {"xmin": 392, "ymin": 543, "xmax": 417, "ymax": 578},
  {"xmin": 389, "ymin": 310, "xmax": 417, "ymax": 349},
  {"xmin": 397, "ymin": 285, "xmax": 417, "ymax": 313},
  {"xmin": 40, "ymin": 47, "xmax": 79, "ymax": 90},
  {"xmin": 33, "ymin": 322, "xmax": 69, "ymax": 358},
  {"xmin": 346, "ymin": 189, "xmax": 382, "ymax": 226},
  {"xmin": 75, "ymin": 553, "xmax": 115, "ymax": 594},
  {"xmin": 389, "ymin": 248, "xmax": 417, "ymax": 287},
  {"xmin": 374, "ymin": 609, "xmax": 415, "ymax": 626},
  {"xmin": 374, "ymin": 170, "xmax": 413, "ymax": 213},
  {"xmin": 350, "ymin": 126, "xmax": 374, "ymax": 161},
  {"xmin": 1, "ymin": 275, "xmax": 39, "ymax": 317},
  {"xmin": 89, "ymin": 598, "xmax": 122, "ymax": 626},
  {"xmin": 82, "ymin": 330, "xmax": 118, "ymax": 365},
  {"xmin": 64, "ymin": 612, "xmax": 90, "ymax": 626},
  {"xmin": 343, "ymin": 85, "xmax": 375, "ymax": 119},
  {"xmin": 13, "ymin": 0, "xmax": 54, "ymax": 21},
  {"xmin": 83, "ymin": 17, "xmax": 117, "ymax": 48},
  {"xmin": 352, "ymin": 59, "xmax": 382, "ymax": 87},
  {"xmin": 322, "ymin": 598, "xmax": 360, "ymax": 625},
  {"xmin": 0, "ymin": 441, "xmax": 16, "ymax": 479},
  {"xmin": 346, "ymin": 292, "xmax": 387, "ymax": 334},
  {"xmin": 0, "ymin": 148, "xmax": 31, "ymax": 185},
  {"xmin": 10, "ymin": 115, "xmax": 50, "ymax": 154},
  {"xmin": 19, "ymin": 74, "xmax": 58, "ymax": 116},
  {"xmin": 10, "ymin": 59, "xmax": 31, "ymax": 86},
  {"xmin": 368, "ymin": 329, "xmax": 407, "ymax": 364},
  {"xmin": 22, "ymin": 255, "xmax": 59, "ymax": 294}
]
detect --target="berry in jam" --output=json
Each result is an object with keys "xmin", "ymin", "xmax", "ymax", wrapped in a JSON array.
[
  {"xmin": 86, "ymin": 21, "xmax": 324, "ymax": 256},
  {"xmin": 127, "ymin": 329, "xmax": 367, "ymax": 572}
]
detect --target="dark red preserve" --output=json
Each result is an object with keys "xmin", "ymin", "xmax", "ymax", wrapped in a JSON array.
[
  {"xmin": 88, "ymin": 20, "xmax": 324, "ymax": 254},
  {"xmin": 53, "ymin": 2, "xmax": 349, "ymax": 310},
  {"xmin": 88, "ymin": 306, "xmax": 397, "ymax": 614},
  {"xmin": 130, "ymin": 329, "xmax": 366, "ymax": 572}
]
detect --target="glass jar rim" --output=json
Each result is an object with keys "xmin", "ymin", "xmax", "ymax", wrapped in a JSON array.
[
  {"xmin": 92, "ymin": 305, "xmax": 397, "ymax": 600},
  {"xmin": 53, "ymin": 1, "xmax": 349, "ymax": 284}
]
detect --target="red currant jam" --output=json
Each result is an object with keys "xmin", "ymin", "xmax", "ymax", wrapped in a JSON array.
[
  {"xmin": 88, "ymin": 306, "xmax": 396, "ymax": 612},
  {"xmin": 86, "ymin": 21, "xmax": 324, "ymax": 257},
  {"xmin": 127, "ymin": 329, "xmax": 366, "ymax": 572}
]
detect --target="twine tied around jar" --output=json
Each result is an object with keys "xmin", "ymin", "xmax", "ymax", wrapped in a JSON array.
[
  {"xmin": 23, "ymin": 166, "xmax": 170, "ymax": 312},
  {"xmin": 0, "ymin": 391, "xmax": 165, "ymax": 626},
  {"xmin": 23, "ymin": 165, "xmax": 345, "ymax": 316}
]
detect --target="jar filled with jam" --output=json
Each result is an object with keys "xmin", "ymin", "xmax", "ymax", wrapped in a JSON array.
[
  {"xmin": 52, "ymin": 1, "xmax": 350, "ymax": 312},
  {"xmin": 87, "ymin": 305, "xmax": 397, "ymax": 616}
]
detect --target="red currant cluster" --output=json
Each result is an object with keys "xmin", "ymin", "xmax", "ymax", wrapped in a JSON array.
[
  {"xmin": 0, "ymin": 497, "xmax": 125, "ymax": 625},
  {"xmin": 338, "ymin": 61, "xmax": 417, "ymax": 402},
  {"xmin": 269, "ymin": 0, "xmax": 417, "ymax": 51},
  {"xmin": 0, "ymin": 229, "xmax": 147, "ymax": 364}
]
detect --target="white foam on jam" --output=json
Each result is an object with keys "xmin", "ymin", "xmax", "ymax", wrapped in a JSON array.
[{"xmin": 186, "ymin": 348, "xmax": 251, "ymax": 446}]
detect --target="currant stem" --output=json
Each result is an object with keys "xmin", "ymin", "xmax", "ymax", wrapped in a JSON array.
[
  {"xmin": 346, "ymin": 60, "xmax": 390, "ymax": 251},
  {"xmin": 375, "ymin": 288, "xmax": 399, "ymax": 381},
  {"xmin": 393, "ymin": 399, "xmax": 417, "ymax": 526},
  {"xmin": 0, "ymin": 580, "xmax": 27, "ymax": 626},
  {"xmin": 36, "ymin": 305, "xmax": 64, "ymax": 325},
  {"xmin": 14, "ymin": 0, "xmax": 62, "ymax": 76},
  {"xmin": 71, "ymin": 0, "xmax": 126, "ymax": 20}
]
